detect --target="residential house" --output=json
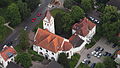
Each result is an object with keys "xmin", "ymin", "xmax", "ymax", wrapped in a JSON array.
[
  {"xmin": 115, "ymin": 50, "xmax": 120, "ymax": 64},
  {"xmin": 0, "ymin": 45, "xmax": 17, "ymax": 68},
  {"xmin": 72, "ymin": 17, "xmax": 96, "ymax": 44}
]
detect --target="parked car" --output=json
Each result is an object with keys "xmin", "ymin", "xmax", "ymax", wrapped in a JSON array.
[
  {"xmin": 103, "ymin": 52, "xmax": 108, "ymax": 56},
  {"xmin": 91, "ymin": 51, "xmax": 96, "ymax": 55},
  {"xmin": 82, "ymin": 59, "xmax": 90, "ymax": 64},
  {"xmin": 112, "ymin": 44, "xmax": 117, "ymax": 48},
  {"xmin": 91, "ymin": 63, "xmax": 96, "ymax": 68},
  {"xmin": 107, "ymin": 53, "xmax": 112, "ymax": 56},
  {"xmin": 95, "ymin": 46, "xmax": 101, "ymax": 51},
  {"xmin": 32, "ymin": 18, "xmax": 36, "ymax": 22},
  {"xmin": 97, "ymin": 53, "xmax": 102, "ymax": 58},
  {"xmin": 32, "ymin": 18, "xmax": 36, "ymax": 20},
  {"xmin": 24, "ymin": 26, "xmax": 28, "ymax": 30},
  {"xmin": 37, "ymin": 13, "xmax": 41, "ymax": 17},
  {"xmin": 99, "ymin": 47, "xmax": 104, "ymax": 51},
  {"xmin": 89, "ymin": 16, "xmax": 95, "ymax": 21},
  {"xmin": 87, "ymin": 54, "xmax": 91, "ymax": 59}
]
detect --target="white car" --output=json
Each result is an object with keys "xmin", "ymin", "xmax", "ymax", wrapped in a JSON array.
[
  {"xmin": 82, "ymin": 59, "xmax": 87, "ymax": 64},
  {"xmin": 91, "ymin": 51, "xmax": 96, "ymax": 55},
  {"xmin": 97, "ymin": 53, "xmax": 102, "ymax": 58},
  {"xmin": 89, "ymin": 16, "xmax": 95, "ymax": 21},
  {"xmin": 24, "ymin": 26, "xmax": 28, "ymax": 30}
]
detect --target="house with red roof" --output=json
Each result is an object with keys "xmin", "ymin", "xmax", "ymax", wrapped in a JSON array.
[
  {"xmin": 43, "ymin": 10, "xmax": 55, "ymax": 34},
  {"xmin": 115, "ymin": 50, "xmax": 120, "ymax": 64},
  {"xmin": 0, "ymin": 45, "xmax": 17, "ymax": 68},
  {"xmin": 33, "ymin": 10, "xmax": 96, "ymax": 61},
  {"xmin": 33, "ymin": 28, "xmax": 73, "ymax": 61},
  {"xmin": 72, "ymin": 17, "xmax": 96, "ymax": 44}
]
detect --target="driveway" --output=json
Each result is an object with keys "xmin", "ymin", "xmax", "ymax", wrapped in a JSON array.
[{"xmin": 75, "ymin": 38, "xmax": 117, "ymax": 68}]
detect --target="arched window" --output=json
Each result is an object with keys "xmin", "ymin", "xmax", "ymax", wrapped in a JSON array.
[
  {"xmin": 51, "ymin": 57, "xmax": 55, "ymax": 60},
  {"xmin": 67, "ymin": 53, "xmax": 69, "ymax": 57},
  {"xmin": 39, "ymin": 52, "xmax": 43, "ymax": 55},
  {"xmin": 52, "ymin": 53, "xmax": 54, "ymax": 55}
]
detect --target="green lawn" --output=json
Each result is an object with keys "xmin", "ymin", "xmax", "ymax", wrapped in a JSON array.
[
  {"xmin": 78, "ymin": 63, "xmax": 90, "ymax": 68},
  {"xmin": 50, "ymin": 8, "xmax": 65, "ymax": 17}
]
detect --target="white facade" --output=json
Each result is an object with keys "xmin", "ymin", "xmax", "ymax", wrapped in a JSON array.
[
  {"xmin": 33, "ymin": 38, "xmax": 73, "ymax": 61},
  {"xmin": 43, "ymin": 15, "xmax": 55, "ymax": 34},
  {"xmin": 0, "ymin": 46, "xmax": 17, "ymax": 68},
  {"xmin": 72, "ymin": 26, "xmax": 96, "ymax": 44}
]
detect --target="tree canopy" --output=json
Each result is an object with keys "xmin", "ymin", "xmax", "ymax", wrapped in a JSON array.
[
  {"xmin": 6, "ymin": 3, "xmax": 21, "ymax": 27},
  {"xmin": 71, "ymin": 6, "xmax": 85, "ymax": 21},
  {"xmin": 58, "ymin": 53, "xmax": 69, "ymax": 68},
  {"xmin": 81, "ymin": 0, "xmax": 93, "ymax": 12},
  {"xmin": 18, "ymin": 30, "xmax": 30, "ymax": 51},
  {"xmin": 15, "ymin": 53, "xmax": 32, "ymax": 68},
  {"xmin": 103, "ymin": 57, "xmax": 116, "ymax": 68},
  {"xmin": 16, "ymin": 0, "xmax": 31, "ymax": 20}
]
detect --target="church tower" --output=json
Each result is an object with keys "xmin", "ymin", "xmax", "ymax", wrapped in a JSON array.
[{"xmin": 43, "ymin": 10, "xmax": 55, "ymax": 34}]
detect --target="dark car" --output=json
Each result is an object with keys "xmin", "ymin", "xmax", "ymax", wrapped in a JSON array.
[
  {"xmin": 85, "ymin": 60, "xmax": 91, "ymax": 64},
  {"xmin": 107, "ymin": 53, "xmax": 112, "ymax": 56},
  {"xmin": 112, "ymin": 44, "xmax": 117, "ymax": 48},
  {"xmin": 87, "ymin": 54, "xmax": 91, "ymax": 59},
  {"xmin": 91, "ymin": 63, "xmax": 96, "ymax": 68},
  {"xmin": 95, "ymin": 46, "xmax": 101, "ymax": 51},
  {"xmin": 103, "ymin": 52, "xmax": 108, "ymax": 56}
]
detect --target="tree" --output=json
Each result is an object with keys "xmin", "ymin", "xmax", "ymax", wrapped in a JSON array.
[
  {"xmin": 17, "ymin": 0, "xmax": 31, "ymax": 20},
  {"xmin": 54, "ymin": 12, "xmax": 65, "ymax": 35},
  {"xmin": 54, "ymin": 12, "xmax": 74, "ymax": 38},
  {"xmin": 6, "ymin": 3, "xmax": 21, "ymax": 27},
  {"xmin": 95, "ymin": 63, "xmax": 105, "ymax": 68},
  {"xmin": 81, "ymin": 0, "xmax": 93, "ymax": 12},
  {"xmin": 58, "ymin": 53, "xmax": 69, "ymax": 68},
  {"xmin": 15, "ymin": 53, "xmax": 32, "ymax": 68},
  {"xmin": 23, "ymin": 0, "xmax": 40, "ymax": 11},
  {"xmin": 101, "ymin": 5, "xmax": 118, "ymax": 23},
  {"xmin": 103, "ymin": 57, "xmax": 116, "ymax": 68},
  {"xmin": 0, "ymin": 16, "xmax": 5, "ymax": 41},
  {"xmin": 71, "ymin": 6, "xmax": 85, "ymax": 21},
  {"xmin": 96, "ymin": 0, "xmax": 109, "ymax": 4},
  {"xmin": 63, "ymin": 0, "xmax": 74, "ymax": 9},
  {"xmin": 18, "ymin": 30, "xmax": 30, "ymax": 51}
]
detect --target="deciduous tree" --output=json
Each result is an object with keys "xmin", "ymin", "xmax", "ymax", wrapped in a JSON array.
[{"xmin": 6, "ymin": 3, "xmax": 21, "ymax": 27}]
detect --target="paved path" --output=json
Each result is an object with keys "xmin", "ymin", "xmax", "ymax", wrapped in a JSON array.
[{"xmin": 75, "ymin": 38, "xmax": 117, "ymax": 68}]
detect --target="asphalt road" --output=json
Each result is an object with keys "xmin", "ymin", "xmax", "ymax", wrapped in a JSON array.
[{"xmin": 0, "ymin": 0, "xmax": 51, "ymax": 50}]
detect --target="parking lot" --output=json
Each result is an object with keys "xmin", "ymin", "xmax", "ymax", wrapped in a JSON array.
[{"xmin": 76, "ymin": 38, "xmax": 117, "ymax": 67}]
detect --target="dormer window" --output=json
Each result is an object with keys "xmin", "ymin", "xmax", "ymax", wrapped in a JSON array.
[{"xmin": 47, "ymin": 24, "xmax": 49, "ymax": 26}]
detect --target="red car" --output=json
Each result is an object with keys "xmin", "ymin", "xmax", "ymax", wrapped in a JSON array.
[
  {"xmin": 32, "ymin": 18, "xmax": 36, "ymax": 22},
  {"xmin": 32, "ymin": 18, "xmax": 36, "ymax": 20},
  {"xmin": 37, "ymin": 13, "xmax": 41, "ymax": 17}
]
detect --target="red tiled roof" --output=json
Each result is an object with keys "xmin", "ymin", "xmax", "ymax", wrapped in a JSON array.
[
  {"xmin": 34, "ymin": 28, "xmax": 73, "ymax": 53},
  {"xmin": 63, "ymin": 42, "xmax": 73, "ymax": 51},
  {"xmin": 45, "ymin": 10, "xmax": 52, "ymax": 21},
  {"xmin": 117, "ymin": 50, "xmax": 120, "ymax": 55},
  {"xmin": 72, "ymin": 17, "xmax": 96, "ymax": 37},
  {"xmin": 0, "ymin": 46, "xmax": 16, "ymax": 61}
]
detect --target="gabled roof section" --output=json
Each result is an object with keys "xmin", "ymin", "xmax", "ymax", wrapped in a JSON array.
[
  {"xmin": 0, "ymin": 46, "xmax": 16, "ymax": 61},
  {"xmin": 34, "ymin": 28, "xmax": 73, "ymax": 53},
  {"xmin": 45, "ymin": 10, "xmax": 52, "ymax": 22},
  {"xmin": 72, "ymin": 17, "xmax": 96, "ymax": 37},
  {"xmin": 69, "ymin": 35, "xmax": 84, "ymax": 48}
]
